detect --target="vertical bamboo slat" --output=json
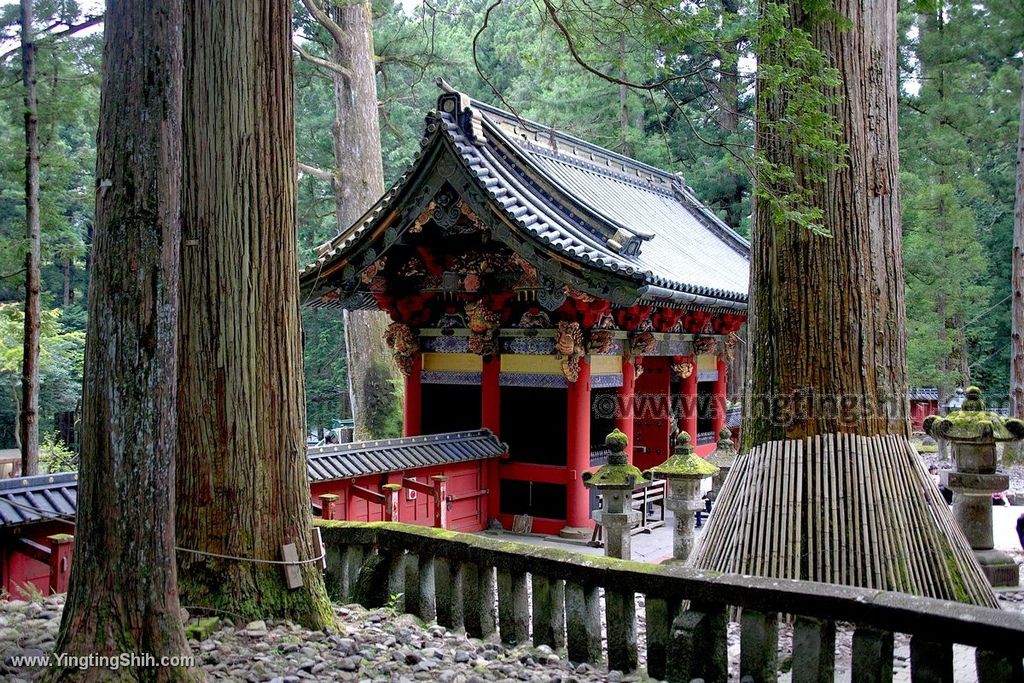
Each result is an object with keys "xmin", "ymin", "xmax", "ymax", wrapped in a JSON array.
[{"xmin": 689, "ymin": 434, "xmax": 998, "ymax": 607}]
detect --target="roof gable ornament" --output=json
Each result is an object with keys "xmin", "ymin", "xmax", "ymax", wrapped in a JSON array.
[
  {"xmin": 437, "ymin": 82, "xmax": 485, "ymax": 146},
  {"xmin": 607, "ymin": 227, "xmax": 642, "ymax": 257}
]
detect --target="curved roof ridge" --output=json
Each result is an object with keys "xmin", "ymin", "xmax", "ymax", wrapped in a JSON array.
[{"xmin": 462, "ymin": 94, "xmax": 683, "ymax": 189}]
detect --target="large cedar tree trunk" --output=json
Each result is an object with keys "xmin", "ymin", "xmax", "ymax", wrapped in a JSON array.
[
  {"xmin": 48, "ymin": 0, "xmax": 199, "ymax": 678},
  {"xmin": 743, "ymin": 0, "xmax": 909, "ymax": 447},
  {"xmin": 176, "ymin": 0, "xmax": 332, "ymax": 628},
  {"xmin": 19, "ymin": 0, "xmax": 41, "ymax": 476},
  {"xmin": 325, "ymin": 0, "xmax": 401, "ymax": 440},
  {"xmin": 299, "ymin": 0, "xmax": 401, "ymax": 439},
  {"xmin": 1010, "ymin": 62, "xmax": 1024, "ymax": 418},
  {"xmin": 692, "ymin": 0, "xmax": 996, "ymax": 606}
]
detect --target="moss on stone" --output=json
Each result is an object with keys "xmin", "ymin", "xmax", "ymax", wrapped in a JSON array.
[
  {"xmin": 582, "ymin": 463, "xmax": 649, "ymax": 489},
  {"xmin": 928, "ymin": 408, "xmax": 1024, "ymax": 442},
  {"xmin": 605, "ymin": 429, "xmax": 629, "ymax": 453},
  {"xmin": 649, "ymin": 452, "xmax": 719, "ymax": 478},
  {"xmin": 184, "ymin": 616, "xmax": 220, "ymax": 641}
]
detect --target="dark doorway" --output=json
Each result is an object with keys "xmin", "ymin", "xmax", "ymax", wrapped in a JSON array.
[
  {"xmin": 500, "ymin": 386, "xmax": 567, "ymax": 465},
  {"xmin": 422, "ymin": 383, "xmax": 481, "ymax": 434},
  {"xmin": 499, "ymin": 480, "xmax": 567, "ymax": 520}
]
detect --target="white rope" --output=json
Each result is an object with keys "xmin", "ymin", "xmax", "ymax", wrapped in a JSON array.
[{"xmin": 175, "ymin": 546, "xmax": 326, "ymax": 566}]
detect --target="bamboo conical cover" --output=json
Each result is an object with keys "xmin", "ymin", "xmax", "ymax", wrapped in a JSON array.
[{"xmin": 688, "ymin": 433, "xmax": 998, "ymax": 608}]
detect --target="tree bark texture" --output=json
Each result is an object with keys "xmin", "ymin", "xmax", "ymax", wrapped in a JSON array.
[
  {"xmin": 1011, "ymin": 61, "xmax": 1024, "ymax": 418},
  {"xmin": 325, "ymin": 0, "xmax": 401, "ymax": 439},
  {"xmin": 20, "ymin": 0, "xmax": 41, "ymax": 477},
  {"xmin": 176, "ymin": 0, "xmax": 332, "ymax": 628},
  {"xmin": 48, "ymin": 0, "xmax": 199, "ymax": 678},
  {"xmin": 743, "ymin": 0, "xmax": 909, "ymax": 447}
]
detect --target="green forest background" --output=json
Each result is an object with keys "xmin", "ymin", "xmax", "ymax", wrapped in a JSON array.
[{"xmin": 0, "ymin": 0, "xmax": 1021, "ymax": 451}]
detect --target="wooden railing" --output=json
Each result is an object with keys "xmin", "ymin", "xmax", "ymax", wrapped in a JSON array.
[{"xmin": 317, "ymin": 521, "xmax": 1024, "ymax": 682}]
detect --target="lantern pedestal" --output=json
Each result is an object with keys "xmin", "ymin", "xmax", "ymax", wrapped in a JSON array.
[
  {"xmin": 583, "ymin": 430, "xmax": 650, "ymax": 560},
  {"xmin": 648, "ymin": 432, "xmax": 718, "ymax": 564},
  {"xmin": 926, "ymin": 387, "xmax": 1023, "ymax": 587}
]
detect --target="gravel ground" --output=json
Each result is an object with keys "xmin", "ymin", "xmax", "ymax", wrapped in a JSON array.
[{"xmin": 0, "ymin": 596, "xmax": 618, "ymax": 683}]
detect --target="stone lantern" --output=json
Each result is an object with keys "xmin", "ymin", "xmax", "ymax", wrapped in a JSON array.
[
  {"xmin": 924, "ymin": 386, "xmax": 1023, "ymax": 587},
  {"xmin": 705, "ymin": 427, "xmax": 737, "ymax": 506},
  {"xmin": 582, "ymin": 429, "xmax": 650, "ymax": 559},
  {"xmin": 648, "ymin": 431, "xmax": 718, "ymax": 563}
]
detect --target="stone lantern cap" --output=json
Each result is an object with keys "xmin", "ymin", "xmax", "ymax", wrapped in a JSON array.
[
  {"xmin": 582, "ymin": 429, "xmax": 651, "ymax": 490},
  {"xmin": 924, "ymin": 387, "xmax": 1024, "ymax": 444},
  {"xmin": 706, "ymin": 426, "xmax": 737, "ymax": 469},
  {"xmin": 647, "ymin": 431, "xmax": 719, "ymax": 480}
]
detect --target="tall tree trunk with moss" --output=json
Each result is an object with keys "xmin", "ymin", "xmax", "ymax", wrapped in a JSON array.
[
  {"xmin": 302, "ymin": 0, "xmax": 402, "ymax": 439},
  {"xmin": 743, "ymin": 0, "xmax": 909, "ymax": 447},
  {"xmin": 19, "ymin": 0, "xmax": 40, "ymax": 477},
  {"xmin": 176, "ymin": 0, "xmax": 332, "ymax": 627},
  {"xmin": 1011, "ymin": 62, "xmax": 1024, "ymax": 419},
  {"xmin": 47, "ymin": 0, "xmax": 200, "ymax": 678}
]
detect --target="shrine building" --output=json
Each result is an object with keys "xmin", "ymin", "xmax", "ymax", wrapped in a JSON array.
[{"xmin": 300, "ymin": 83, "xmax": 749, "ymax": 536}]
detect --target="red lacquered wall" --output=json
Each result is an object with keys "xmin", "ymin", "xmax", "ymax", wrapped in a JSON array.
[{"xmin": 310, "ymin": 459, "xmax": 489, "ymax": 532}]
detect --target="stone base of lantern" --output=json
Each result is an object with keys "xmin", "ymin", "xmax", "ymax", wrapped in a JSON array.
[
  {"xmin": 974, "ymin": 549, "xmax": 1020, "ymax": 588},
  {"xmin": 943, "ymin": 471, "xmax": 1018, "ymax": 587},
  {"xmin": 593, "ymin": 510, "xmax": 640, "ymax": 559},
  {"xmin": 663, "ymin": 480, "xmax": 705, "ymax": 564}
]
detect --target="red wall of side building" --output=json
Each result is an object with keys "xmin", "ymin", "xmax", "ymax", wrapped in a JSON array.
[
  {"xmin": 310, "ymin": 459, "xmax": 489, "ymax": 532},
  {"xmin": 910, "ymin": 400, "xmax": 938, "ymax": 433},
  {"xmin": 0, "ymin": 521, "xmax": 73, "ymax": 600}
]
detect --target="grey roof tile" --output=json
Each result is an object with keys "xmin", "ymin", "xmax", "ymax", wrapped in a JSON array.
[
  {"xmin": 0, "ymin": 472, "xmax": 78, "ymax": 527},
  {"xmin": 301, "ymin": 87, "xmax": 749, "ymax": 310},
  {"xmin": 306, "ymin": 429, "xmax": 506, "ymax": 483}
]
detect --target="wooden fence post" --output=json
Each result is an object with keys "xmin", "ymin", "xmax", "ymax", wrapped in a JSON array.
[
  {"xmin": 432, "ymin": 475, "xmax": 448, "ymax": 529},
  {"xmin": 47, "ymin": 534, "xmax": 74, "ymax": 595}
]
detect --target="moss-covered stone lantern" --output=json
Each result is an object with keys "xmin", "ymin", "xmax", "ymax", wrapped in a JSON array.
[
  {"xmin": 648, "ymin": 431, "xmax": 718, "ymax": 563},
  {"xmin": 705, "ymin": 427, "xmax": 737, "ymax": 506},
  {"xmin": 582, "ymin": 429, "xmax": 650, "ymax": 559},
  {"xmin": 924, "ymin": 385, "xmax": 1024, "ymax": 587}
]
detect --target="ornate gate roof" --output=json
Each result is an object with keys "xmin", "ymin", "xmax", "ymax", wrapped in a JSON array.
[{"xmin": 301, "ymin": 80, "xmax": 749, "ymax": 313}]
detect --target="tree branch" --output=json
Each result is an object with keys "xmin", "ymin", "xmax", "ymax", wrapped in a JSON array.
[
  {"xmin": 293, "ymin": 42, "xmax": 353, "ymax": 81},
  {"xmin": 298, "ymin": 162, "xmax": 334, "ymax": 182},
  {"xmin": 0, "ymin": 14, "xmax": 103, "ymax": 63},
  {"xmin": 299, "ymin": 0, "xmax": 349, "ymax": 53}
]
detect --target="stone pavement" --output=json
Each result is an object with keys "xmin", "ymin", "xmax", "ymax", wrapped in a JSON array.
[{"xmin": 481, "ymin": 510, "xmax": 687, "ymax": 563}]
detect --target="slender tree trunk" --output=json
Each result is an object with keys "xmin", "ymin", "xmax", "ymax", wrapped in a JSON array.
[
  {"xmin": 177, "ymin": 0, "xmax": 332, "ymax": 627},
  {"xmin": 743, "ymin": 0, "xmax": 909, "ymax": 447},
  {"xmin": 617, "ymin": 31, "xmax": 631, "ymax": 157},
  {"xmin": 19, "ymin": 0, "xmax": 40, "ymax": 477},
  {"xmin": 322, "ymin": 0, "xmax": 401, "ymax": 439},
  {"xmin": 62, "ymin": 258, "xmax": 72, "ymax": 306},
  {"xmin": 48, "ymin": 0, "xmax": 198, "ymax": 678},
  {"xmin": 716, "ymin": 0, "xmax": 743, "ymax": 229},
  {"xmin": 1011, "ymin": 61, "xmax": 1024, "ymax": 418}
]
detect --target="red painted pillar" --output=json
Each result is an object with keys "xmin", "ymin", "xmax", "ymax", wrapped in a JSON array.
[
  {"xmin": 47, "ymin": 534, "xmax": 74, "ymax": 595},
  {"xmin": 383, "ymin": 484, "xmax": 402, "ymax": 522},
  {"xmin": 681, "ymin": 355, "xmax": 698, "ymax": 440},
  {"xmin": 712, "ymin": 357, "xmax": 728, "ymax": 437},
  {"xmin": 319, "ymin": 493, "xmax": 339, "ymax": 520},
  {"xmin": 432, "ymin": 475, "xmax": 448, "ymax": 529},
  {"xmin": 482, "ymin": 355, "xmax": 501, "ymax": 522},
  {"xmin": 616, "ymin": 355, "xmax": 635, "ymax": 463},
  {"xmin": 564, "ymin": 357, "xmax": 592, "ymax": 533},
  {"xmin": 404, "ymin": 353, "xmax": 422, "ymax": 437}
]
